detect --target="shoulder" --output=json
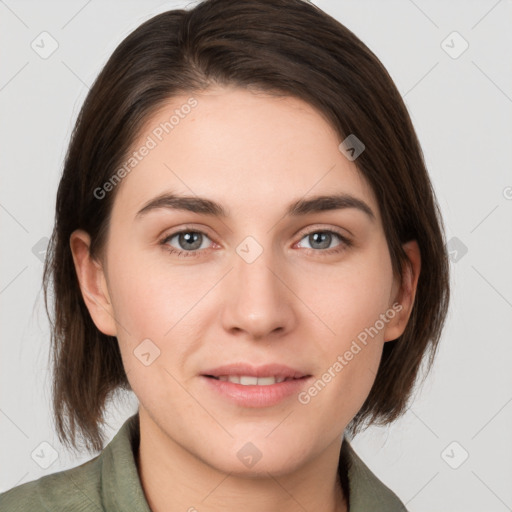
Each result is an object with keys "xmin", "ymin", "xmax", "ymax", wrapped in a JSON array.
[
  {"xmin": 0, "ymin": 455, "xmax": 103, "ymax": 512},
  {"xmin": 0, "ymin": 413, "xmax": 146, "ymax": 512},
  {"xmin": 343, "ymin": 440, "xmax": 409, "ymax": 512}
]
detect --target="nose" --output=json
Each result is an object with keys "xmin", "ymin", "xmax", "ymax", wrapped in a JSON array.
[{"xmin": 220, "ymin": 244, "xmax": 297, "ymax": 341}]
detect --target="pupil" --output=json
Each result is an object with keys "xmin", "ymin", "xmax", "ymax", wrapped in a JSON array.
[
  {"xmin": 181, "ymin": 232, "xmax": 201, "ymax": 250},
  {"xmin": 311, "ymin": 232, "xmax": 330, "ymax": 249}
]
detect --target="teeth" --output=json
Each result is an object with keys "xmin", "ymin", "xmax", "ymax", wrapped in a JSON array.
[
  {"xmin": 216, "ymin": 375, "xmax": 288, "ymax": 385},
  {"xmin": 240, "ymin": 376, "xmax": 258, "ymax": 385}
]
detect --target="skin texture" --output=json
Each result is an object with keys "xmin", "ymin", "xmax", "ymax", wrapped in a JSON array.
[{"xmin": 70, "ymin": 86, "xmax": 420, "ymax": 512}]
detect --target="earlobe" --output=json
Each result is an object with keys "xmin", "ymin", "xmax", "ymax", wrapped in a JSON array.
[
  {"xmin": 383, "ymin": 240, "xmax": 421, "ymax": 342},
  {"xmin": 69, "ymin": 229, "xmax": 117, "ymax": 336}
]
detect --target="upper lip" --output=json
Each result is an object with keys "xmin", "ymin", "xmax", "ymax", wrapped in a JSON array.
[{"xmin": 201, "ymin": 363, "xmax": 310, "ymax": 379}]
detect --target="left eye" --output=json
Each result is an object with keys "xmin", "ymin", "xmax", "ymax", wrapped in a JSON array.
[
  {"xmin": 163, "ymin": 230, "xmax": 212, "ymax": 252},
  {"xmin": 297, "ymin": 230, "xmax": 345, "ymax": 251}
]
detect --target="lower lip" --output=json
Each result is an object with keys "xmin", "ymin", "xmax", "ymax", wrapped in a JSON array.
[{"xmin": 201, "ymin": 375, "xmax": 312, "ymax": 407}]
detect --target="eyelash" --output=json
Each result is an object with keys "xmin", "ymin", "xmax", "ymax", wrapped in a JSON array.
[{"xmin": 159, "ymin": 225, "xmax": 353, "ymax": 259}]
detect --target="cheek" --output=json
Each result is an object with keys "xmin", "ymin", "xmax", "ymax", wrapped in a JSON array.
[
  {"xmin": 104, "ymin": 246, "xmax": 213, "ymax": 387},
  {"xmin": 298, "ymin": 240, "xmax": 394, "ymax": 416},
  {"xmin": 106, "ymin": 245, "xmax": 200, "ymax": 337},
  {"xmin": 108, "ymin": 265, "xmax": 165, "ymax": 336},
  {"xmin": 314, "ymin": 241, "xmax": 395, "ymax": 343}
]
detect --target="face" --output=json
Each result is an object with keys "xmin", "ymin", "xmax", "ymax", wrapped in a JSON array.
[{"xmin": 72, "ymin": 86, "xmax": 418, "ymax": 476}]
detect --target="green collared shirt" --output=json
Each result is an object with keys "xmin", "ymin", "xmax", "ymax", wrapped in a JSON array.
[{"xmin": 1, "ymin": 413, "xmax": 408, "ymax": 511}]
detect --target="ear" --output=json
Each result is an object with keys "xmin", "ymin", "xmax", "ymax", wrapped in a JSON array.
[
  {"xmin": 383, "ymin": 240, "xmax": 421, "ymax": 342},
  {"xmin": 69, "ymin": 229, "xmax": 117, "ymax": 337}
]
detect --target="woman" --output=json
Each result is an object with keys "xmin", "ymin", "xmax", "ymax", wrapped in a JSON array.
[{"xmin": 0, "ymin": 0, "xmax": 449, "ymax": 510}]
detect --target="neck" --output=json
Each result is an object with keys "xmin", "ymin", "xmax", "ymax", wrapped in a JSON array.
[{"xmin": 136, "ymin": 410, "xmax": 348, "ymax": 512}]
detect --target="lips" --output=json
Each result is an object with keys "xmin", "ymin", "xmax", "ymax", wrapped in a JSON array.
[
  {"xmin": 200, "ymin": 364, "xmax": 314, "ymax": 407},
  {"xmin": 201, "ymin": 363, "xmax": 310, "ymax": 381}
]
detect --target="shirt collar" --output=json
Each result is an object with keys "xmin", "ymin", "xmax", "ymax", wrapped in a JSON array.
[{"xmin": 101, "ymin": 413, "xmax": 152, "ymax": 512}]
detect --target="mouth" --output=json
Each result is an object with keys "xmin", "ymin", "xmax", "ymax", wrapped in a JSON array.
[
  {"xmin": 200, "ymin": 367, "xmax": 313, "ymax": 408},
  {"xmin": 203, "ymin": 375, "xmax": 308, "ymax": 385},
  {"xmin": 200, "ymin": 362, "xmax": 312, "ymax": 391}
]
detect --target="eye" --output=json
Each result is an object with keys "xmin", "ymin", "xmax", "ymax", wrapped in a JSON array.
[
  {"xmin": 161, "ymin": 229, "xmax": 213, "ymax": 258},
  {"xmin": 295, "ymin": 229, "xmax": 352, "ymax": 255}
]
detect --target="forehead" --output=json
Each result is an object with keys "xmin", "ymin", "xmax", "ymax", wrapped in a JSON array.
[{"xmin": 110, "ymin": 86, "xmax": 378, "ymax": 222}]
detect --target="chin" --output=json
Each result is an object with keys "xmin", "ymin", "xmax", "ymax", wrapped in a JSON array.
[{"xmin": 204, "ymin": 439, "xmax": 311, "ymax": 478}]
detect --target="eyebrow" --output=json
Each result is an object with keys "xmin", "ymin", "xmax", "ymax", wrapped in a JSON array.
[{"xmin": 135, "ymin": 192, "xmax": 375, "ymax": 221}]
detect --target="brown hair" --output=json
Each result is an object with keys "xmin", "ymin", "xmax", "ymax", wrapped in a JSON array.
[{"xmin": 43, "ymin": 0, "xmax": 450, "ymax": 454}]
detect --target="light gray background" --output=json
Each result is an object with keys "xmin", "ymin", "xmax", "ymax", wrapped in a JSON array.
[{"xmin": 1, "ymin": 1, "xmax": 511, "ymax": 510}]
